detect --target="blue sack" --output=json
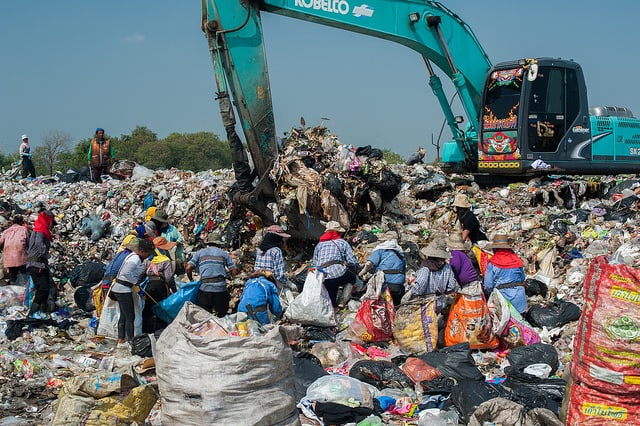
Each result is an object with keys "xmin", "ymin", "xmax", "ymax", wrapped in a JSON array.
[
  {"xmin": 153, "ymin": 281, "xmax": 200, "ymax": 324},
  {"xmin": 143, "ymin": 191, "xmax": 154, "ymax": 210}
]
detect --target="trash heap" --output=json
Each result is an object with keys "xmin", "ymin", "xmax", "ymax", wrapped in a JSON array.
[{"xmin": 0, "ymin": 125, "xmax": 639, "ymax": 424}]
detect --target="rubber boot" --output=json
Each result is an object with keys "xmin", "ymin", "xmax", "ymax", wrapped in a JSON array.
[
  {"xmin": 337, "ymin": 283, "xmax": 353, "ymax": 309},
  {"xmin": 27, "ymin": 302, "xmax": 41, "ymax": 318}
]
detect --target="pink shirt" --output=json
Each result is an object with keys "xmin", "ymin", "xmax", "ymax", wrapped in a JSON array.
[{"xmin": 0, "ymin": 224, "xmax": 29, "ymax": 267}]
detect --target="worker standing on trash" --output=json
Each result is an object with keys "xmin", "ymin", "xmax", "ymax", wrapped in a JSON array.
[
  {"xmin": 406, "ymin": 147, "xmax": 426, "ymax": 165},
  {"xmin": 186, "ymin": 231, "xmax": 239, "ymax": 317},
  {"xmin": 402, "ymin": 241, "xmax": 459, "ymax": 313},
  {"xmin": 111, "ymin": 238, "xmax": 154, "ymax": 344},
  {"xmin": 140, "ymin": 237, "xmax": 176, "ymax": 333},
  {"xmin": 359, "ymin": 236, "xmax": 407, "ymax": 307},
  {"xmin": 87, "ymin": 128, "xmax": 114, "ymax": 183},
  {"xmin": 483, "ymin": 234, "xmax": 528, "ymax": 314},
  {"xmin": 254, "ymin": 224, "xmax": 291, "ymax": 289},
  {"xmin": 312, "ymin": 220, "xmax": 360, "ymax": 308},
  {"xmin": 26, "ymin": 210, "xmax": 56, "ymax": 318},
  {"xmin": 19, "ymin": 135, "xmax": 36, "ymax": 178},
  {"xmin": 0, "ymin": 215, "xmax": 29, "ymax": 285},
  {"xmin": 237, "ymin": 270, "xmax": 283, "ymax": 325},
  {"xmin": 452, "ymin": 193, "xmax": 488, "ymax": 244},
  {"xmin": 145, "ymin": 210, "xmax": 185, "ymax": 274}
]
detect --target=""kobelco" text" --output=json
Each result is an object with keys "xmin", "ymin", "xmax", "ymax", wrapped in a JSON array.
[{"xmin": 294, "ymin": 0, "xmax": 350, "ymax": 15}]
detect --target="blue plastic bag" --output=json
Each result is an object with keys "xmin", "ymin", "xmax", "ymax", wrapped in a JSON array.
[
  {"xmin": 143, "ymin": 191, "xmax": 154, "ymax": 210},
  {"xmin": 153, "ymin": 281, "xmax": 200, "ymax": 324}
]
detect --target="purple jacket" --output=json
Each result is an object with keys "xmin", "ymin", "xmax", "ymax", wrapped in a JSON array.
[{"xmin": 449, "ymin": 250, "xmax": 478, "ymax": 286}]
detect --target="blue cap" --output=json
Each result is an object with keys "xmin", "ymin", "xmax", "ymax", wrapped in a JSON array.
[{"xmin": 95, "ymin": 128, "xmax": 105, "ymax": 134}]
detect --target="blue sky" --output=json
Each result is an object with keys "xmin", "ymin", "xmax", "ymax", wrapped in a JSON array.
[{"xmin": 1, "ymin": 1, "xmax": 637, "ymax": 160}]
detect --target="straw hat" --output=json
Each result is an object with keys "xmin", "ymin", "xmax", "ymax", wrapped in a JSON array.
[
  {"xmin": 153, "ymin": 236, "xmax": 177, "ymax": 251},
  {"xmin": 489, "ymin": 234, "xmax": 512, "ymax": 250},
  {"xmin": 447, "ymin": 233, "xmax": 466, "ymax": 251},
  {"xmin": 265, "ymin": 224, "xmax": 291, "ymax": 238},
  {"xmin": 322, "ymin": 220, "xmax": 346, "ymax": 233},
  {"xmin": 452, "ymin": 194, "xmax": 472, "ymax": 208},
  {"xmin": 151, "ymin": 210, "xmax": 170, "ymax": 223},
  {"xmin": 420, "ymin": 243, "xmax": 451, "ymax": 260}
]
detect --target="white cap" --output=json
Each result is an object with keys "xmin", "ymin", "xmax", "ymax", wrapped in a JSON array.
[{"xmin": 21, "ymin": 134, "xmax": 28, "ymax": 140}]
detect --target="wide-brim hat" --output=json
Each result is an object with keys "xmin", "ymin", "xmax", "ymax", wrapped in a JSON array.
[
  {"xmin": 151, "ymin": 210, "xmax": 170, "ymax": 223},
  {"xmin": 489, "ymin": 234, "xmax": 513, "ymax": 250},
  {"xmin": 420, "ymin": 244, "xmax": 451, "ymax": 260},
  {"xmin": 322, "ymin": 220, "xmax": 346, "ymax": 233},
  {"xmin": 265, "ymin": 224, "xmax": 291, "ymax": 238},
  {"xmin": 452, "ymin": 193, "xmax": 472, "ymax": 208},
  {"xmin": 153, "ymin": 236, "xmax": 176, "ymax": 251},
  {"xmin": 206, "ymin": 231, "xmax": 225, "ymax": 245},
  {"xmin": 447, "ymin": 233, "xmax": 466, "ymax": 251}
]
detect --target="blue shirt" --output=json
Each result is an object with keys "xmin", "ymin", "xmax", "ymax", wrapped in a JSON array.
[
  {"xmin": 312, "ymin": 238, "xmax": 360, "ymax": 279},
  {"xmin": 188, "ymin": 246, "xmax": 235, "ymax": 292},
  {"xmin": 237, "ymin": 276, "xmax": 283, "ymax": 324},
  {"xmin": 484, "ymin": 263, "xmax": 527, "ymax": 313},
  {"xmin": 366, "ymin": 249, "xmax": 406, "ymax": 285},
  {"xmin": 254, "ymin": 247, "xmax": 286, "ymax": 284}
]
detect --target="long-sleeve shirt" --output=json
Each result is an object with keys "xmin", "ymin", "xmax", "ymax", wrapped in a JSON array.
[
  {"xmin": 112, "ymin": 252, "xmax": 144, "ymax": 293},
  {"xmin": 26, "ymin": 231, "xmax": 50, "ymax": 269},
  {"xmin": 101, "ymin": 249, "xmax": 131, "ymax": 285},
  {"xmin": 237, "ymin": 276, "xmax": 283, "ymax": 325},
  {"xmin": 449, "ymin": 250, "xmax": 478, "ymax": 286},
  {"xmin": 366, "ymin": 249, "xmax": 406, "ymax": 285},
  {"xmin": 410, "ymin": 264, "xmax": 459, "ymax": 312},
  {"xmin": 484, "ymin": 263, "xmax": 527, "ymax": 313},
  {"xmin": 312, "ymin": 238, "xmax": 360, "ymax": 279},
  {"xmin": 0, "ymin": 224, "xmax": 28, "ymax": 267},
  {"xmin": 255, "ymin": 246, "xmax": 286, "ymax": 284},
  {"xmin": 188, "ymin": 247, "xmax": 235, "ymax": 292},
  {"xmin": 161, "ymin": 224, "xmax": 185, "ymax": 262}
]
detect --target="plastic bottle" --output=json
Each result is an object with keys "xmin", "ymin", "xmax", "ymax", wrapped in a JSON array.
[{"xmin": 237, "ymin": 321, "xmax": 249, "ymax": 337}]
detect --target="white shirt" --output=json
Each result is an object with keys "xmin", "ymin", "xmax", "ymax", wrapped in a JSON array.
[{"xmin": 111, "ymin": 252, "xmax": 143, "ymax": 293}]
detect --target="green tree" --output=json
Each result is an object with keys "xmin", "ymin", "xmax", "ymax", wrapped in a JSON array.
[
  {"xmin": 56, "ymin": 139, "xmax": 91, "ymax": 172},
  {"xmin": 161, "ymin": 132, "xmax": 231, "ymax": 172},
  {"xmin": 383, "ymin": 149, "xmax": 404, "ymax": 165},
  {"xmin": 118, "ymin": 126, "xmax": 157, "ymax": 162}
]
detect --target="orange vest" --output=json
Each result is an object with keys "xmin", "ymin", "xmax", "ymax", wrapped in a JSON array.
[{"xmin": 90, "ymin": 138, "xmax": 111, "ymax": 166}]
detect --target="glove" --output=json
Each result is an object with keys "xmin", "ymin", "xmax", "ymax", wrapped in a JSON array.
[
  {"xmin": 400, "ymin": 291, "xmax": 413, "ymax": 305},
  {"xmin": 361, "ymin": 272, "xmax": 373, "ymax": 282},
  {"xmin": 132, "ymin": 285, "xmax": 144, "ymax": 296}
]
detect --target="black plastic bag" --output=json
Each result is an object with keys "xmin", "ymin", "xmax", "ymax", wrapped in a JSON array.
[
  {"xmin": 293, "ymin": 352, "xmax": 328, "ymax": 401},
  {"xmin": 418, "ymin": 343, "xmax": 484, "ymax": 381},
  {"xmin": 69, "ymin": 261, "xmax": 106, "ymax": 288},
  {"xmin": 506, "ymin": 343, "xmax": 559, "ymax": 374},
  {"xmin": 349, "ymin": 360, "xmax": 413, "ymax": 390},
  {"xmin": 525, "ymin": 301, "xmax": 581, "ymax": 329},
  {"xmin": 356, "ymin": 145, "xmax": 372, "ymax": 157},
  {"xmin": 131, "ymin": 334, "xmax": 154, "ymax": 357},
  {"xmin": 450, "ymin": 380, "xmax": 510, "ymax": 423},
  {"xmin": 303, "ymin": 326, "xmax": 336, "ymax": 342},
  {"xmin": 525, "ymin": 278, "xmax": 548, "ymax": 298},
  {"xmin": 73, "ymin": 286, "xmax": 94, "ymax": 312},
  {"xmin": 367, "ymin": 169, "xmax": 401, "ymax": 202},
  {"xmin": 504, "ymin": 368, "xmax": 567, "ymax": 414}
]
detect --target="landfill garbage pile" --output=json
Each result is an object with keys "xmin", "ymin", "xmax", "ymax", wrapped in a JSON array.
[{"xmin": 0, "ymin": 125, "xmax": 639, "ymax": 424}]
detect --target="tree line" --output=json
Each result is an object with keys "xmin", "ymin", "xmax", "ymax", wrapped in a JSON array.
[{"xmin": 1, "ymin": 126, "xmax": 405, "ymax": 176}]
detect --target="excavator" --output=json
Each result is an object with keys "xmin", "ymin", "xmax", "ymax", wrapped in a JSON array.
[{"xmin": 201, "ymin": 0, "xmax": 640, "ymax": 236}]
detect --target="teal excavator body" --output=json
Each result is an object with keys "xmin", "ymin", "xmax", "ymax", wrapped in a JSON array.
[{"xmin": 201, "ymin": 0, "xmax": 640, "ymax": 235}]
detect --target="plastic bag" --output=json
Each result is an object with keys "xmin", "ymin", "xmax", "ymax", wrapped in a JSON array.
[
  {"xmin": 304, "ymin": 375, "xmax": 379, "ymax": 409},
  {"xmin": 350, "ymin": 272, "xmax": 395, "ymax": 343},
  {"xmin": 401, "ymin": 357, "xmax": 442, "ymax": 384},
  {"xmin": 525, "ymin": 301, "xmax": 582, "ymax": 329},
  {"xmin": 284, "ymin": 268, "xmax": 336, "ymax": 327},
  {"xmin": 444, "ymin": 292, "xmax": 499, "ymax": 350},
  {"xmin": 393, "ymin": 296, "xmax": 438, "ymax": 355},
  {"xmin": 153, "ymin": 281, "xmax": 200, "ymax": 324},
  {"xmin": 349, "ymin": 360, "xmax": 413, "ymax": 390}
]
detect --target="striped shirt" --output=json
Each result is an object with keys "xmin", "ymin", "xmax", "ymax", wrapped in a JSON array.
[
  {"xmin": 411, "ymin": 264, "xmax": 459, "ymax": 312},
  {"xmin": 312, "ymin": 238, "xmax": 360, "ymax": 279},
  {"xmin": 188, "ymin": 246, "xmax": 235, "ymax": 292},
  {"xmin": 254, "ymin": 247, "xmax": 285, "ymax": 284}
]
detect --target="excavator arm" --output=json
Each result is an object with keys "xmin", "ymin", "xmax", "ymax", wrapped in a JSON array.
[{"xmin": 201, "ymin": 0, "xmax": 492, "ymax": 227}]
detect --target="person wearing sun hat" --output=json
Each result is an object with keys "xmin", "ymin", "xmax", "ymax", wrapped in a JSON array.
[
  {"xmin": 26, "ymin": 210, "xmax": 56, "ymax": 317},
  {"xmin": 140, "ymin": 236, "xmax": 177, "ymax": 332},
  {"xmin": 402, "ymin": 240, "xmax": 459, "ymax": 313},
  {"xmin": 483, "ymin": 233, "xmax": 527, "ymax": 314},
  {"xmin": 447, "ymin": 232, "xmax": 480, "ymax": 292},
  {"xmin": 146, "ymin": 210, "xmax": 185, "ymax": 274},
  {"xmin": 359, "ymin": 235, "xmax": 407, "ymax": 306},
  {"xmin": 186, "ymin": 230, "xmax": 239, "ymax": 317},
  {"xmin": 452, "ymin": 193, "xmax": 487, "ymax": 244},
  {"xmin": 237, "ymin": 270, "xmax": 284, "ymax": 325},
  {"xmin": 312, "ymin": 220, "xmax": 360, "ymax": 307},
  {"xmin": 19, "ymin": 134, "xmax": 36, "ymax": 178},
  {"xmin": 254, "ymin": 224, "xmax": 291, "ymax": 288}
]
